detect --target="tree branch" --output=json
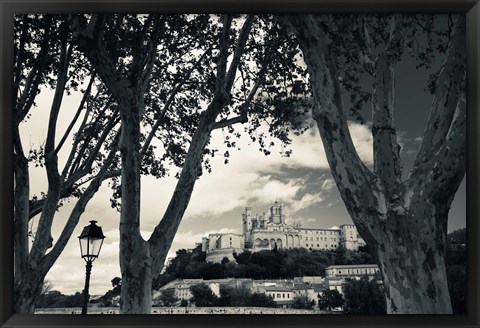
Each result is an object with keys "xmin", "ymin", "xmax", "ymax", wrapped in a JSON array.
[
  {"xmin": 14, "ymin": 125, "xmax": 30, "ymax": 281},
  {"xmin": 214, "ymin": 15, "xmax": 233, "ymax": 98},
  {"xmin": 29, "ymin": 32, "xmax": 72, "ymax": 267},
  {"xmin": 212, "ymin": 40, "xmax": 275, "ymax": 131},
  {"xmin": 411, "ymin": 16, "xmax": 466, "ymax": 173},
  {"xmin": 43, "ymin": 132, "xmax": 121, "ymax": 270},
  {"xmin": 147, "ymin": 15, "xmax": 254, "ymax": 274},
  {"xmin": 15, "ymin": 17, "xmax": 52, "ymax": 123},
  {"xmin": 284, "ymin": 15, "xmax": 385, "ymax": 245},
  {"xmin": 69, "ymin": 14, "xmax": 134, "ymax": 103},
  {"xmin": 137, "ymin": 16, "xmax": 164, "ymax": 96},
  {"xmin": 371, "ymin": 49, "xmax": 402, "ymax": 196},
  {"xmin": 71, "ymin": 108, "xmax": 120, "ymax": 181},
  {"xmin": 406, "ymin": 75, "xmax": 466, "ymax": 209},
  {"xmin": 352, "ymin": 15, "xmax": 375, "ymax": 72},
  {"xmin": 55, "ymin": 72, "xmax": 96, "ymax": 155},
  {"xmin": 14, "ymin": 15, "xmax": 29, "ymax": 101},
  {"xmin": 140, "ymin": 46, "xmax": 213, "ymax": 157},
  {"xmin": 224, "ymin": 15, "xmax": 254, "ymax": 92}
]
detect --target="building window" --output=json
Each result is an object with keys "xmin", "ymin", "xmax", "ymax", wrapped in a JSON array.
[
  {"xmin": 277, "ymin": 293, "xmax": 281, "ymax": 298},
  {"xmin": 317, "ymin": 244, "xmax": 320, "ymax": 247},
  {"xmin": 283, "ymin": 293, "xmax": 285, "ymax": 298},
  {"xmin": 306, "ymin": 243, "xmax": 309, "ymax": 247}
]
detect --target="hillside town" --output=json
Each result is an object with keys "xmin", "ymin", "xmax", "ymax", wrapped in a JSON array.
[{"xmin": 152, "ymin": 263, "xmax": 381, "ymax": 310}]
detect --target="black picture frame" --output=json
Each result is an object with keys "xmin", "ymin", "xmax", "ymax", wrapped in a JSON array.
[{"xmin": 1, "ymin": 1, "xmax": 478, "ymax": 327}]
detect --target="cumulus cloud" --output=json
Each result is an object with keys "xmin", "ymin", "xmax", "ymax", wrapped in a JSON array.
[
  {"xmin": 139, "ymin": 121, "xmax": 373, "ymax": 221},
  {"xmin": 348, "ymin": 121, "xmax": 373, "ymax": 165},
  {"xmin": 284, "ymin": 216, "xmax": 317, "ymax": 226}
]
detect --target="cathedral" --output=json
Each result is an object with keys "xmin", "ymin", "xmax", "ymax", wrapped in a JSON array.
[{"xmin": 201, "ymin": 202, "xmax": 366, "ymax": 263}]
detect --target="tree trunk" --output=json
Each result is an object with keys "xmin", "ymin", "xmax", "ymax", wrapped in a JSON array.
[
  {"xmin": 14, "ymin": 270, "xmax": 44, "ymax": 314},
  {"xmin": 119, "ymin": 236, "xmax": 153, "ymax": 314},
  {"xmin": 373, "ymin": 203, "xmax": 451, "ymax": 314},
  {"xmin": 285, "ymin": 15, "xmax": 465, "ymax": 314},
  {"xmin": 118, "ymin": 99, "xmax": 151, "ymax": 314}
]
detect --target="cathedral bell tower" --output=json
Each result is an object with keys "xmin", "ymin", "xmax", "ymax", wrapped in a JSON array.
[
  {"xmin": 242, "ymin": 207, "xmax": 253, "ymax": 248},
  {"xmin": 269, "ymin": 201, "xmax": 283, "ymax": 224}
]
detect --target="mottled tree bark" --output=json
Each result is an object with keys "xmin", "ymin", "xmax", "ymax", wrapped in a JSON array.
[{"xmin": 286, "ymin": 15, "xmax": 465, "ymax": 314}]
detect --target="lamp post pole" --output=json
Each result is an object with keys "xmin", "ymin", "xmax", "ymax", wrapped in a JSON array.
[
  {"xmin": 78, "ymin": 220, "xmax": 105, "ymax": 315},
  {"xmin": 81, "ymin": 260, "xmax": 93, "ymax": 314}
]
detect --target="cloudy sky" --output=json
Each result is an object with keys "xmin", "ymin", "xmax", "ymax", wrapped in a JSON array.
[{"xmin": 19, "ymin": 18, "xmax": 466, "ymax": 296}]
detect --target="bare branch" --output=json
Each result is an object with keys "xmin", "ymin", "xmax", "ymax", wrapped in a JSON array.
[
  {"xmin": 65, "ymin": 109, "xmax": 120, "ymax": 186},
  {"xmin": 29, "ymin": 33, "xmax": 72, "ymax": 266},
  {"xmin": 43, "ymin": 132, "xmax": 121, "ymax": 269},
  {"xmin": 60, "ymin": 95, "xmax": 96, "ymax": 180},
  {"xmin": 55, "ymin": 73, "xmax": 96, "ymax": 155},
  {"xmin": 224, "ymin": 15, "xmax": 254, "ymax": 92},
  {"xmin": 214, "ymin": 15, "xmax": 233, "ymax": 96}
]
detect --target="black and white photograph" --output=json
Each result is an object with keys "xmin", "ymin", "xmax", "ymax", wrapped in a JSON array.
[{"xmin": 11, "ymin": 12, "xmax": 468, "ymax": 317}]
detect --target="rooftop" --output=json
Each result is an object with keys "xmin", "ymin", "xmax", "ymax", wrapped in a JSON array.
[{"xmin": 326, "ymin": 264, "xmax": 379, "ymax": 269}]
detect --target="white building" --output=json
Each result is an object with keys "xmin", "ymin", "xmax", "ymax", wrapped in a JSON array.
[
  {"xmin": 202, "ymin": 202, "xmax": 366, "ymax": 262},
  {"xmin": 325, "ymin": 264, "xmax": 382, "ymax": 294}
]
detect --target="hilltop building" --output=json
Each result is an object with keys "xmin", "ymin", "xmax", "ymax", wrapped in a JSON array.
[{"xmin": 201, "ymin": 202, "xmax": 366, "ymax": 263}]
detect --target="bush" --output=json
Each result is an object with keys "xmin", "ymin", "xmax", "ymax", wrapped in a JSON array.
[{"xmin": 292, "ymin": 295, "xmax": 314, "ymax": 309}]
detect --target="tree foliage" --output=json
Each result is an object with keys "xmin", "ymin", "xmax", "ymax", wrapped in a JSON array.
[
  {"xmin": 154, "ymin": 245, "xmax": 376, "ymax": 289},
  {"xmin": 292, "ymin": 295, "xmax": 315, "ymax": 309},
  {"xmin": 189, "ymin": 283, "xmax": 217, "ymax": 307},
  {"xmin": 318, "ymin": 289, "xmax": 344, "ymax": 311},
  {"xmin": 343, "ymin": 276, "xmax": 386, "ymax": 314},
  {"xmin": 35, "ymin": 290, "xmax": 83, "ymax": 309},
  {"xmin": 159, "ymin": 288, "xmax": 178, "ymax": 307}
]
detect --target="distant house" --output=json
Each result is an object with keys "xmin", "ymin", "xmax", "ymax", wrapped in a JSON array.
[
  {"xmin": 325, "ymin": 264, "xmax": 382, "ymax": 294},
  {"xmin": 258, "ymin": 286, "xmax": 294, "ymax": 308}
]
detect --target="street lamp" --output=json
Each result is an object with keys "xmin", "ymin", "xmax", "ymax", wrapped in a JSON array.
[{"xmin": 78, "ymin": 220, "xmax": 106, "ymax": 314}]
